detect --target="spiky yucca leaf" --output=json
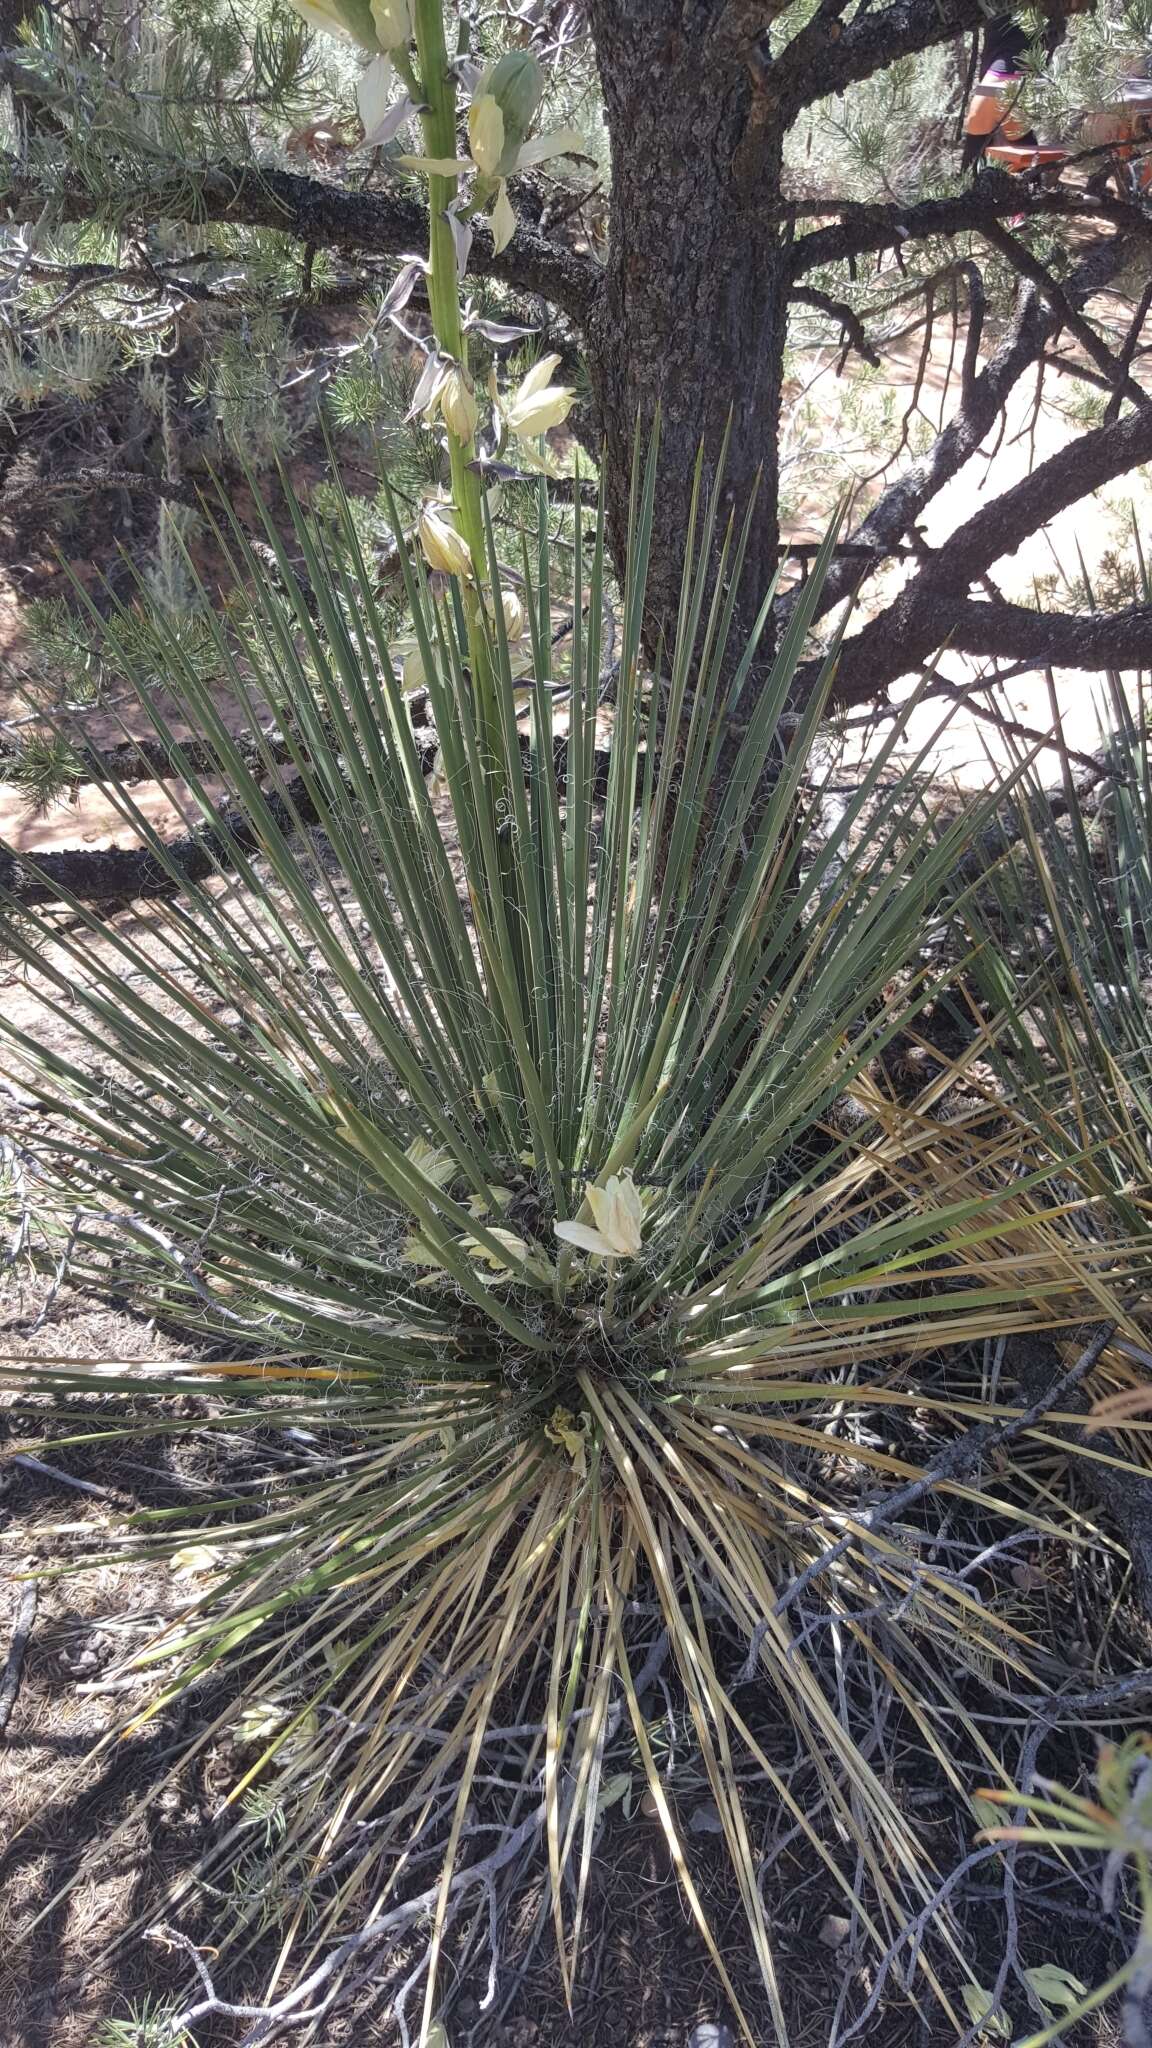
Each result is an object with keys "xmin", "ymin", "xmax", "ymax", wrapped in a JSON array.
[
  {"xmin": 962, "ymin": 658, "xmax": 1152, "ymax": 1476},
  {"xmin": 970, "ymin": 665, "xmax": 1152, "ymax": 1213},
  {"xmin": 0, "ymin": 450, "xmax": 1131, "ymax": 2042}
]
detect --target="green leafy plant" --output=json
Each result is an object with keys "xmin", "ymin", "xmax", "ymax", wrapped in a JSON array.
[
  {"xmin": 0, "ymin": 444, "xmax": 1129, "ymax": 2040},
  {"xmin": 977, "ymin": 1733, "xmax": 1152, "ymax": 2047},
  {"xmin": 96, "ymin": 1993, "xmax": 193, "ymax": 2048}
]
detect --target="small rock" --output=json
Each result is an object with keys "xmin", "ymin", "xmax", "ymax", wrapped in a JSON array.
[
  {"xmin": 687, "ymin": 1801, "xmax": 724, "ymax": 1836},
  {"xmin": 687, "ymin": 2026, "xmax": 735, "ymax": 2048},
  {"xmin": 819, "ymin": 1913, "xmax": 853, "ymax": 1950},
  {"xmin": 1011, "ymin": 1561, "xmax": 1048, "ymax": 1591}
]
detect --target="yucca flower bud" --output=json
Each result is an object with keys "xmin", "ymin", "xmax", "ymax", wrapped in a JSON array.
[
  {"xmin": 417, "ymin": 504, "xmax": 472, "ymax": 580},
  {"xmin": 438, "ymin": 363, "xmax": 479, "ymax": 444},
  {"xmin": 501, "ymin": 588, "xmax": 526, "ymax": 642},
  {"xmin": 468, "ymin": 94, "xmax": 505, "ymax": 177},
  {"xmin": 479, "ymin": 50, "xmax": 544, "ymax": 172}
]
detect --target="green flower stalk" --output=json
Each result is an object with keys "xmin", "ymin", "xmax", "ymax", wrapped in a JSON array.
[{"xmin": 408, "ymin": 0, "xmax": 483, "ymax": 570}]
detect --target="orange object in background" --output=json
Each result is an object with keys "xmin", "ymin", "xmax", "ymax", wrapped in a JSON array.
[
  {"xmin": 985, "ymin": 142, "xmax": 1068, "ymax": 170},
  {"xmin": 1080, "ymin": 82, "xmax": 1152, "ymax": 190},
  {"xmin": 965, "ymin": 74, "xmax": 1034, "ymax": 143}
]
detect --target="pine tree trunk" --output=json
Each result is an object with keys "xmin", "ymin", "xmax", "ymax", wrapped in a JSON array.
[{"xmin": 586, "ymin": 0, "xmax": 789, "ymax": 651}]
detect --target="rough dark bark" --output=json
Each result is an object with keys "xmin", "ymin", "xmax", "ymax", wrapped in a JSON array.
[{"xmin": 585, "ymin": 0, "xmax": 790, "ymax": 647}]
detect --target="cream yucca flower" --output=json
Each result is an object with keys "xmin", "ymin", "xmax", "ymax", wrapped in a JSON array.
[
  {"xmin": 286, "ymin": 0, "xmax": 378, "ymax": 49},
  {"xmin": 369, "ymin": 0, "xmax": 411, "ymax": 46},
  {"xmin": 489, "ymin": 180, "xmax": 517, "ymax": 254},
  {"xmin": 404, "ymin": 1136, "xmax": 454, "ymax": 1187},
  {"xmin": 399, "ymin": 58, "xmax": 582, "ymax": 259},
  {"xmin": 500, "ymin": 588, "xmax": 526, "ymax": 641},
  {"xmin": 417, "ymin": 503, "xmax": 473, "ymax": 580},
  {"xmin": 555, "ymin": 1174, "xmax": 646, "ymax": 1259},
  {"xmin": 502, "ymin": 354, "xmax": 575, "ymax": 440},
  {"xmin": 468, "ymin": 94, "xmax": 505, "ymax": 177},
  {"xmin": 438, "ymin": 363, "xmax": 479, "ymax": 444},
  {"xmin": 356, "ymin": 53, "xmax": 394, "ymax": 133},
  {"xmin": 486, "ymin": 586, "xmax": 526, "ymax": 642}
]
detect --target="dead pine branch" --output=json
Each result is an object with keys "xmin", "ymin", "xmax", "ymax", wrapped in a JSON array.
[
  {"xmin": 0, "ymin": 1582, "xmax": 39, "ymax": 1740},
  {"xmin": 153, "ymin": 1804, "xmax": 548, "ymax": 2046},
  {"xmin": 742, "ymin": 1321, "xmax": 1117, "ymax": 1676}
]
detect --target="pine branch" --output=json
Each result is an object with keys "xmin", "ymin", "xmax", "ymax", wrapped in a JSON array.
[
  {"xmin": 915, "ymin": 596, "xmax": 1152, "ymax": 668},
  {"xmin": 0, "ymin": 156, "xmax": 602, "ymax": 325},
  {"xmin": 790, "ymin": 283, "xmax": 880, "ymax": 366},
  {"xmin": 0, "ymin": 466, "xmax": 205, "ymax": 516},
  {"xmin": 815, "ymin": 397, "xmax": 1152, "ymax": 704},
  {"xmin": 750, "ymin": 1323, "xmax": 1116, "ymax": 1659},
  {"xmin": 782, "ymin": 234, "xmax": 1129, "ymax": 626},
  {"xmin": 789, "ymin": 182, "xmax": 1152, "ymax": 280},
  {"xmin": 771, "ymin": 0, "xmax": 1081, "ymax": 118},
  {"xmin": 977, "ymin": 217, "xmax": 1151, "ymax": 412}
]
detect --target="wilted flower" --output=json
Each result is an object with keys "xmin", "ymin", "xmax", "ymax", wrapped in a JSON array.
[
  {"xmin": 544, "ymin": 1405, "xmax": 590, "ymax": 1476},
  {"xmin": 555, "ymin": 1173, "xmax": 646, "ymax": 1259},
  {"xmin": 170, "ymin": 1544, "xmax": 225, "ymax": 1577},
  {"xmin": 395, "ymin": 636, "xmax": 425, "ymax": 691},
  {"xmin": 401, "ymin": 1232, "xmax": 445, "ymax": 1268},
  {"xmin": 417, "ymin": 503, "xmax": 472, "ymax": 580},
  {"xmin": 426, "ymin": 746, "xmax": 450, "ymax": 801},
  {"xmin": 463, "ymin": 1228, "xmax": 552, "ymax": 1284},
  {"xmin": 502, "ymin": 353, "xmax": 575, "ymax": 440}
]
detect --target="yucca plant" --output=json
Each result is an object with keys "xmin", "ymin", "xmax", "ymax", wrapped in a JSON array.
[{"xmin": 0, "ymin": 448, "xmax": 1133, "ymax": 2043}]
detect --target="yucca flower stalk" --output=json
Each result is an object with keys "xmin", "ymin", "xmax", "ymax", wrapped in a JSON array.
[
  {"xmin": 0, "ymin": 452, "xmax": 1135, "ymax": 2042},
  {"xmin": 285, "ymin": 0, "xmax": 574, "ymax": 796}
]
